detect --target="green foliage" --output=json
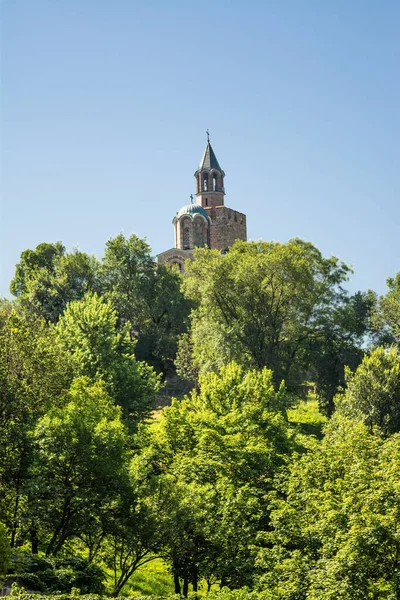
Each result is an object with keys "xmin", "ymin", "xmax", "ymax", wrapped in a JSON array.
[
  {"xmin": 309, "ymin": 290, "xmax": 375, "ymax": 415},
  {"xmin": 0, "ymin": 305, "xmax": 71, "ymax": 543},
  {"xmin": 374, "ymin": 272, "xmax": 400, "ymax": 343},
  {"xmin": 6, "ymin": 235, "xmax": 400, "ymax": 597},
  {"xmin": 0, "ymin": 522, "xmax": 11, "ymax": 575},
  {"xmin": 10, "ymin": 242, "xmax": 66, "ymax": 298},
  {"xmin": 9, "ymin": 552, "xmax": 105, "ymax": 594},
  {"xmin": 1, "ymin": 590, "xmax": 261, "ymax": 600},
  {"xmin": 124, "ymin": 558, "xmax": 174, "ymax": 596},
  {"xmin": 336, "ymin": 345, "xmax": 400, "ymax": 437},
  {"xmin": 101, "ymin": 234, "xmax": 192, "ymax": 374},
  {"xmin": 100, "ymin": 233, "xmax": 155, "ymax": 327},
  {"xmin": 10, "ymin": 243, "xmax": 101, "ymax": 323},
  {"xmin": 56, "ymin": 292, "xmax": 160, "ymax": 424},
  {"xmin": 183, "ymin": 239, "xmax": 352, "ymax": 395},
  {"xmin": 146, "ymin": 362, "xmax": 293, "ymax": 591},
  {"xmin": 258, "ymin": 416, "xmax": 400, "ymax": 599},
  {"xmin": 287, "ymin": 396, "xmax": 327, "ymax": 441},
  {"xmin": 29, "ymin": 378, "xmax": 129, "ymax": 556},
  {"xmin": 10, "ymin": 235, "xmax": 191, "ymax": 375}
]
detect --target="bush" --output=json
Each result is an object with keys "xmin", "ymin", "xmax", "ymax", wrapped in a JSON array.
[
  {"xmin": 9, "ymin": 552, "xmax": 105, "ymax": 594},
  {"xmin": 0, "ymin": 523, "xmax": 11, "ymax": 575}
]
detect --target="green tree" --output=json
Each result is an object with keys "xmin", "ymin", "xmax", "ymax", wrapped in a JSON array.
[
  {"xmin": 373, "ymin": 272, "xmax": 400, "ymax": 345},
  {"xmin": 10, "ymin": 242, "xmax": 65, "ymax": 298},
  {"xmin": 134, "ymin": 263, "xmax": 193, "ymax": 374},
  {"xmin": 309, "ymin": 290, "xmax": 376, "ymax": 415},
  {"xmin": 100, "ymin": 233, "xmax": 155, "ymax": 328},
  {"xmin": 0, "ymin": 523, "xmax": 11, "ymax": 575},
  {"xmin": 258, "ymin": 416, "xmax": 400, "ymax": 599},
  {"xmin": 101, "ymin": 233, "xmax": 192, "ymax": 374},
  {"xmin": 148, "ymin": 362, "xmax": 292, "ymax": 592},
  {"xmin": 29, "ymin": 378, "xmax": 129, "ymax": 557},
  {"xmin": 102, "ymin": 456, "xmax": 177, "ymax": 597},
  {"xmin": 182, "ymin": 239, "xmax": 351, "ymax": 393},
  {"xmin": 336, "ymin": 345, "xmax": 400, "ymax": 437},
  {"xmin": 56, "ymin": 292, "xmax": 160, "ymax": 425},
  {"xmin": 0, "ymin": 305, "xmax": 71, "ymax": 547},
  {"xmin": 10, "ymin": 243, "xmax": 100, "ymax": 323}
]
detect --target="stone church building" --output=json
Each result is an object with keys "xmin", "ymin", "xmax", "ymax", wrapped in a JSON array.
[{"xmin": 157, "ymin": 137, "xmax": 247, "ymax": 271}]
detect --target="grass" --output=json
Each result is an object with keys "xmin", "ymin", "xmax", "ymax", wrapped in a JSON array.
[
  {"xmin": 114, "ymin": 558, "xmax": 174, "ymax": 597},
  {"xmin": 287, "ymin": 395, "xmax": 328, "ymax": 441}
]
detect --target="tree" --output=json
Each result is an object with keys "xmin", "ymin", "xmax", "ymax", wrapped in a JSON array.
[
  {"xmin": 336, "ymin": 346, "xmax": 400, "ymax": 437},
  {"xmin": 0, "ymin": 523, "xmax": 11, "ymax": 575},
  {"xmin": 133, "ymin": 263, "xmax": 193, "ymax": 375},
  {"xmin": 29, "ymin": 378, "xmax": 129, "ymax": 557},
  {"xmin": 10, "ymin": 242, "xmax": 101, "ymax": 323},
  {"xmin": 0, "ymin": 305, "xmax": 71, "ymax": 546},
  {"xmin": 100, "ymin": 233, "xmax": 192, "ymax": 374},
  {"xmin": 309, "ymin": 290, "xmax": 376, "ymax": 415},
  {"xmin": 102, "ymin": 456, "xmax": 177, "ymax": 597},
  {"xmin": 182, "ymin": 239, "xmax": 351, "ymax": 393},
  {"xmin": 10, "ymin": 242, "xmax": 65, "ymax": 298},
  {"xmin": 148, "ymin": 362, "xmax": 292, "ymax": 592},
  {"xmin": 100, "ymin": 233, "xmax": 155, "ymax": 329},
  {"xmin": 373, "ymin": 272, "xmax": 400, "ymax": 345},
  {"xmin": 258, "ymin": 416, "xmax": 400, "ymax": 599},
  {"xmin": 56, "ymin": 292, "xmax": 160, "ymax": 425}
]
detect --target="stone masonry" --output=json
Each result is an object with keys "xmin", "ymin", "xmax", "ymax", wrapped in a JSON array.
[{"xmin": 157, "ymin": 137, "xmax": 247, "ymax": 269}]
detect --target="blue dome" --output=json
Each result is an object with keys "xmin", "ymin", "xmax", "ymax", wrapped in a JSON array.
[{"xmin": 175, "ymin": 204, "xmax": 209, "ymax": 219}]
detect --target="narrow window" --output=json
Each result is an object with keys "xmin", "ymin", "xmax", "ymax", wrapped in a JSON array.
[
  {"xmin": 205, "ymin": 198, "xmax": 208, "ymax": 206},
  {"xmin": 203, "ymin": 175, "xmax": 208, "ymax": 191},
  {"xmin": 183, "ymin": 227, "xmax": 190, "ymax": 250},
  {"xmin": 213, "ymin": 174, "xmax": 217, "ymax": 191}
]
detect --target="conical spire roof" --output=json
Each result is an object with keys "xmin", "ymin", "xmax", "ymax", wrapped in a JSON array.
[{"xmin": 198, "ymin": 142, "xmax": 222, "ymax": 171}]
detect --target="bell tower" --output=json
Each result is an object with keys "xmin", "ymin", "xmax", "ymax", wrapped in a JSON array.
[
  {"xmin": 157, "ymin": 134, "xmax": 247, "ymax": 269},
  {"xmin": 195, "ymin": 131, "xmax": 225, "ymax": 210}
]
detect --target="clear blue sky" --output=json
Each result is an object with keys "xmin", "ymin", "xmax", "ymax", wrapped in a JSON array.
[{"xmin": 1, "ymin": 0, "xmax": 399, "ymax": 297}]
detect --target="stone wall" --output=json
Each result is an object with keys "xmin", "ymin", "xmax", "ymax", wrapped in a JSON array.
[
  {"xmin": 157, "ymin": 247, "xmax": 193, "ymax": 272},
  {"xmin": 206, "ymin": 206, "xmax": 247, "ymax": 251}
]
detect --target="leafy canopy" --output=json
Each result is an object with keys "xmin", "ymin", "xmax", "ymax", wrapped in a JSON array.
[
  {"xmin": 183, "ymin": 239, "xmax": 351, "ymax": 393},
  {"xmin": 336, "ymin": 345, "xmax": 400, "ymax": 437},
  {"xmin": 56, "ymin": 292, "xmax": 160, "ymax": 425}
]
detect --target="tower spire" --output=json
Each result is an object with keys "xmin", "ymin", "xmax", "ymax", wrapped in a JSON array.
[{"xmin": 195, "ymin": 136, "xmax": 225, "ymax": 208}]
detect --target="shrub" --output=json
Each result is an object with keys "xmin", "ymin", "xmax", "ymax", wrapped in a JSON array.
[
  {"xmin": 9, "ymin": 552, "xmax": 105, "ymax": 595},
  {"xmin": 0, "ymin": 523, "xmax": 11, "ymax": 575}
]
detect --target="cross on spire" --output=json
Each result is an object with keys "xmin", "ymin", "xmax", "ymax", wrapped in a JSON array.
[
  {"xmin": 190, "ymin": 194, "xmax": 194, "ymax": 203},
  {"xmin": 206, "ymin": 129, "xmax": 210, "ymax": 142}
]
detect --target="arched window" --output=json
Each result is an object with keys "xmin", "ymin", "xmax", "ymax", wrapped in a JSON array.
[
  {"xmin": 205, "ymin": 198, "xmax": 208, "ymax": 206},
  {"xmin": 194, "ymin": 220, "xmax": 205, "ymax": 247},
  {"xmin": 203, "ymin": 174, "xmax": 208, "ymax": 191},
  {"xmin": 213, "ymin": 173, "xmax": 218, "ymax": 191},
  {"xmin": 183, "ymin": 227, "xmax": 190, "ymax": 250}
]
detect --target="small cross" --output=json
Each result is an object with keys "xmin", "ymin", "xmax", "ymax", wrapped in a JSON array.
[
  {"xmin": 190, "ymin": 194, "xmax": 194, "ymax": 203},
  {"xmin": 206, "ymin": 129, "xmax": 210, "ymax": 142}
]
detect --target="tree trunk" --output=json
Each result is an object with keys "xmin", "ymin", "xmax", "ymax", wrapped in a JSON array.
[
  {"xmin": 30, "ymin": 524, "xmax": 38, "ymax": 554},
  {"xmin": 192, "ymin": 567, "xmax": 198, "ymax": 592},
  {"xmin": 183, "ymin": 575, "xmax": 189, "ymax": 598},
  {"xmin": 10, "ymin": 494, "xmax": 20, "ymax": 548},
  {"xmin": 174, "ymin": 573, "xmax": 181, "ymax": 595}
]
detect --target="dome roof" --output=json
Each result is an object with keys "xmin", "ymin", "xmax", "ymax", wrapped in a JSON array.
[{"xmin": 175, "ymin": 204, "xmax": 209, "ymax": 220}]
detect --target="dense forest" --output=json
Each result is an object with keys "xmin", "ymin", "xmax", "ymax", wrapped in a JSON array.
[{"xmin": 1, "ymin": 234, "xmax": 400, "ymax": 599}]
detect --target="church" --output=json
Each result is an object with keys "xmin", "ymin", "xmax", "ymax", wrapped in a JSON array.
[{"xmin": 157, "ymin": 135, "xmax": 247, "ymax": 271}]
